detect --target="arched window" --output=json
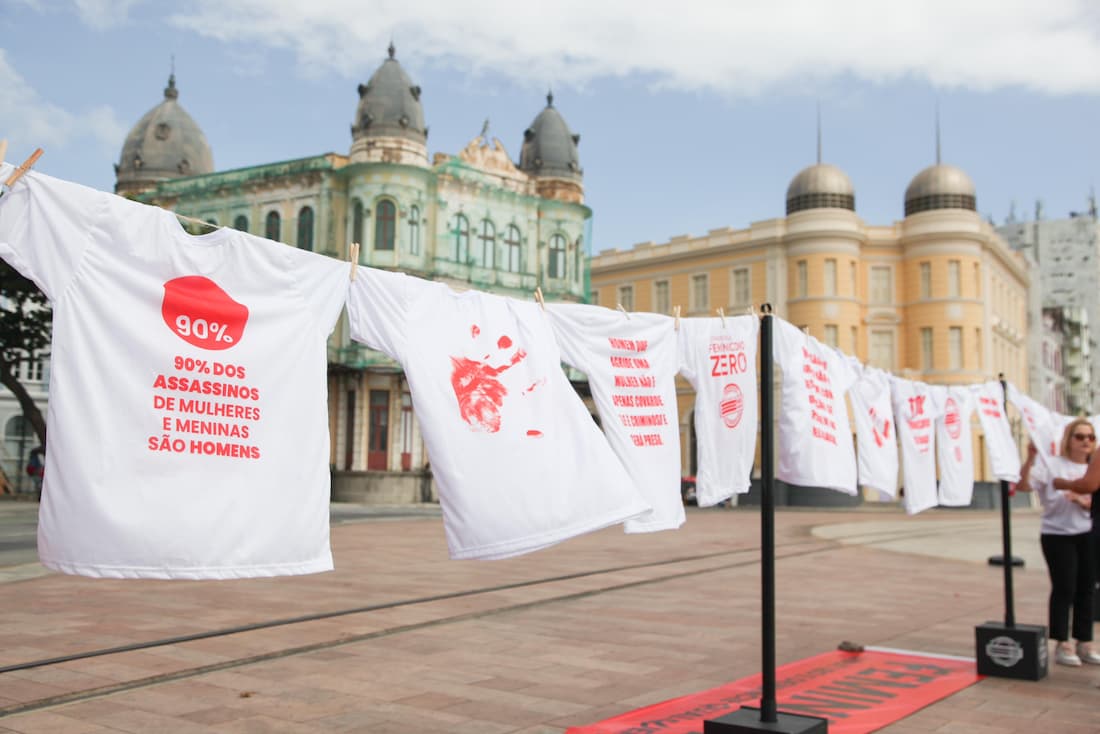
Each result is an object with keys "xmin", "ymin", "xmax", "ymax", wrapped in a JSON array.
[
  {"xmin": 233, "ymin": 214, "xmax": 248, "ymax": 233},
  {"xmin": 375, "ymin": 200, "xmax": 396, "ymax": 251},
  {"xmin": 265, "ymin": 211, "xmax": 281, "ymax": 242},
  {"xmin": 351, "ymin": 199, "xmax": 364, "ymax": 246},
  {"xmin": 548, "ymin": 234, "xmax": 567, "ymax": 279},
  {"xmin": 297, "ymin": 206, "xmax": 314, "ymax": 251},
  {"xmin": 475, "ymin": 219, "xmax": 495, "ymax": 268},
  {"xmin": 453, "ymin": 214, "xmax": 469, "ymax": 262},
  {"xmin": 408, "ymin": 205, "xmax": 421, "ymax": 255},
  {"xmin": 504, "ymin": 225, "xmax": 522, "ymax": 273}
]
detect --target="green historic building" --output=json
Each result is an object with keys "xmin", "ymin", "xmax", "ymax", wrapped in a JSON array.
[{"xmin": 118, "ymin": 46, "xmax": 592, "ymax": 501}]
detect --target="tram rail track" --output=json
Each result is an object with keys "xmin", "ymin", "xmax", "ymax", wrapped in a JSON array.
[{"xmin": 0, "ymin": 535, "xmax": 845, "ymax": 718}]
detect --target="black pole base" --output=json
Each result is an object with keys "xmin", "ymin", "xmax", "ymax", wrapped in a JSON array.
[
  {"xmin": 987, "ymin": 555, "xmax": 1025, "ymax": 567},
  {"xmin": 704, "ymin": 707, "xmax": 828, "ymax": 733},
  {"xmin": 975, "ymin": 622, "xmax": 1048, "ymax": 680}
]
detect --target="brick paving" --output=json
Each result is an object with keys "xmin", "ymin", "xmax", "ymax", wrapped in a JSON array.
[{"xmin": 0, "ymin": 505, "xmax": 1095, "ymax": 732}]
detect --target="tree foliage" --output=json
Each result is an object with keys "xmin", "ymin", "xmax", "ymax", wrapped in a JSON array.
[{"xmin": 0, "ymin": 259, "xmax": 51, "ymax": 444}]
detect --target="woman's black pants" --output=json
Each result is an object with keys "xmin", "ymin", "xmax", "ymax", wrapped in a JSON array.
[{"xmin": 1041, "ymin": 532, "xmax": 1095, "ymax": 642}]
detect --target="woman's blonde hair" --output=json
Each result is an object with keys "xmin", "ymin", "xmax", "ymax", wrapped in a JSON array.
[{"xmin": 1060, "ymin": 417, "xmax": 1096, "ymax": 457}]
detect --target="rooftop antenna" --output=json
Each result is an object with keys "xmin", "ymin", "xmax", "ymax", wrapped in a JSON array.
[
  {"xmin": 935, "ymin": 98, "xmax": 942, "ymax": 164},
  {"xmin": 1090, "ymin": 186, "xmax": 1097, "ymax": 219},
  {"xmin": 816, "ymin": 101, "xmax": 822, "ymax": 164}
]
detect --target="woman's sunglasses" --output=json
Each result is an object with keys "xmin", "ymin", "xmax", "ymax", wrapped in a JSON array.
[{"xmin": 1073, "ymin": 432, "xmax": 1096, "ymax": 441}]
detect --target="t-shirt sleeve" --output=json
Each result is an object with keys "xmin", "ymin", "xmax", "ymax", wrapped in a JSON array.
[
  {"xmin": 771, "ymin": 317, "xmax": 802, "ymax": 371},
  {"xmin": 346, "ymin": 266, "xmax": 410, "ymax": 363},
  {"xmin": 677, "ymin": 320, "xmax": 699, "ymax": 384},
  {"xmin": 0, "ymin": 168, "xmax": 100, "ymax": 300},
  {"xmin": 281, "ymin": 245, "xmax": 350, "ymax": 333},
  {"xmin": 545, "ymin": 303, "xmax": 596, "ymax": 374}
]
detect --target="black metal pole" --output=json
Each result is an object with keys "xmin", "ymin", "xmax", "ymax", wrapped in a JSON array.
[
  {"xmin": 998, "ymin": 375, "xmax": 1015, "ymax": 628},
  {"xmin": 759, "ymin": 307, "xmax": 777, "ymax": 723}
]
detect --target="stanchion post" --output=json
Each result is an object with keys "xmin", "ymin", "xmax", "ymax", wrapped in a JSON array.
[
  {"xmin": 705, "ymin": 307, "xmax": 827, "ymax": 733},
  {"xmin": 974, "ymin": 375, "xmax": 1047, "ymax": 679}
]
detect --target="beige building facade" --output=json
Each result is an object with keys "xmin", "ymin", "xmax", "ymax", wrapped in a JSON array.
[{"xmin": 591, "ymin": 159, "xmax": 1029, "ymax": 492}]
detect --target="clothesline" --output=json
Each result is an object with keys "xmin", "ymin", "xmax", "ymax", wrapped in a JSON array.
[{"xmin": 0, "ymin": 157, "xmax": 1063, "ymax": 581}]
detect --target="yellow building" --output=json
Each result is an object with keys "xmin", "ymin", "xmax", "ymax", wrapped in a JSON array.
[{"xmin": 591, "ymin": 158, "xmax": 1029, "ymax": 491}]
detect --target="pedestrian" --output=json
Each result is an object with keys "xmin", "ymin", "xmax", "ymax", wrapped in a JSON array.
[
  {"xmin": 1023, "ymin": 419, "xmax": 1100, "ymax": 665},
  {"xmin": 26, "ymin": 446, "xmax": 44, "ymax": 497},
  {"xmin": 1055, "ymin": 417, "xmax": 1100, "ymax": 630}
]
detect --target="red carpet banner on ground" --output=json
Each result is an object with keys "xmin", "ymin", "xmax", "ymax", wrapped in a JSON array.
[{"xmin": 566, "ymin": 648, "xmax": 980, "ymax": 734}]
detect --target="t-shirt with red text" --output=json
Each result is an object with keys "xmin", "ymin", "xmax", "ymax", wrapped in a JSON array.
[
  {"xmin": 772, "ymin": 319, "xmax": 858, "ymax": 495},
  {"xmin": 0, "ymin": 167, "xmax": 348, "ymax": 579},
  {"xmin": 346, "ymin": 269, "xmax": 651, "ymax": 558},
  {"xmin": 546, "ymin": 304, "xmax": 684, "ymax": 532},
  {"xmin": 677, "ymin": 315, "xmax": 759, "ymax": 506},
  {"xmin": 971, "ymin": 382, "xmax": 1021, "ymax": 482},
  {"xmin": 846, "ymin": 361, "xmax": 898, "ymax": 500},
  {"xmin": 932, "ymin": 386, "xmax": 975, "ymax": 507},
  {"xmin": 890, "ymin": 377, "xmax": 940, "ymax": 515}
]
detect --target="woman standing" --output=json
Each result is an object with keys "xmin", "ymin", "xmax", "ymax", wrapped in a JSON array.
[{"xmin": 1019, "ymin": 418, "xmax": 1099, "ymax": 666}]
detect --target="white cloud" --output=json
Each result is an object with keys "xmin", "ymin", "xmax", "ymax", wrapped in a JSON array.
[
  {"xmin": 72, "ymin": 0, "xmax": 142, "ymax": 29},
  {"xmin": 0, "ymin": 51, "xmax": 127, "ymax": 156},
  {"xmin": 167, "ymin": 0, "xmax": 1100, "ymax": 95}
]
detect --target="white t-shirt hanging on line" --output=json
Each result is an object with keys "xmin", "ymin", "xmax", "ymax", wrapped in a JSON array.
[
  {"xmin": 971, "ymin": 381, "xmax": 1022, "ymax": 482},
  {"xmin": 1005, "ymin": 382, "xmax": 1071, "ymax": 459},
  {"xmin": 846, "ymin": 361, "xmax": 898, "ymax": 500},
  {"xmin": 0, "ymin": 166, "xmax": 348, "ymax": 579},
  {"xmin": 346, "ymin": 268, "xmax": 650, "ymax": 559},
  {"xmin": 932, "ymin": 386, "xmax": 976, "ymax": 507},
  {"xmin": 890, "ymin": 377, "xmax": 940, "ymax": 515},
  {"xmin": 771, "ymin": 318, "xmax": 858, "ymax": 495},
  {"xmin": 546, "ymin": 303, "xmax": 684, "ymax": 532},
  {"xmin": 677, "ymin": 315, "xmax": 759, "ymax": 506}
]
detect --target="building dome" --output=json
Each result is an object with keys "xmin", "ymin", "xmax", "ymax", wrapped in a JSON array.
[
  {"xmin": 785, "ymin": 163, "xmax": 855, "ymax": 215},
  {"xmin": 519, "ymin": 92, "xmax": 581, "ymax": 182},
  {"xmin": 114, "ymin": 75, "xmax": 213, "ymax": 195},
  {"xmin": 351, "ymin": 44, "xmax": 426, "ymax": 146},
  {"xmin": 904, "ymin": 163, "xmax": 976, "ymax": 216}
]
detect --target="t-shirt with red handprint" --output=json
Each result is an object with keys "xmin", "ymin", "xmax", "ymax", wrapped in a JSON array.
[{"xmin": 346, "ymin": 267, "xmax": 650, "ymax": 560}]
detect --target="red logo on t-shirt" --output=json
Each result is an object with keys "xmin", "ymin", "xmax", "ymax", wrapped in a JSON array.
[
  {"xmin": 869, "ymin": 406, "xmax": 891, "ymax": 448},
  {"xmin": 944, "ymin": 397, "xmax": 962, "ymax": 440},
  {"xmin": 720, "ymin": 383, "xmax": 743, "ymax": 429},
  {"xmin": 450, "ymin": 325, "xmax": 528, "ymax": 433},
  {"xmin": 161, "ymin": 276, "xmax": 248, "ymax": 351}
]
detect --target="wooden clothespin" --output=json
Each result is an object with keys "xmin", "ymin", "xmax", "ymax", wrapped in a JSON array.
[
  {"xmin": 673, "ymin": 305, "xmax": 681, "ymax": 331},
  {"xmin": 616, "ymin": 303, "xmax": 630, "ymax": 319},
  {"xmin": 534, "ymin": 286, "xmax": 545, "ymax": 310},
  {"xmin": 716, "ymin": 307, "xmax": 727, "ymax": 328},
  {"xmin": 0, "ymin": 147, "xmax": 43, "ymax": 199},
  {"xmin": 349, "ymin": 242, "xmax": 360, "ymax": 281},
  {"xmin": 0, "ymin": 140, "xmax": 7, "ymax": 164}
]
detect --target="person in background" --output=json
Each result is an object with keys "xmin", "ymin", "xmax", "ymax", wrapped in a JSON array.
[
  {"xmin": 26, "ymin": 446, "xmax": 44, "ymax": 497},
  {"xmin": 1018, "ymin": 418, "xmax": 1099, "ymax": 666},
  {"xmin": 1054, "ymin": 417, "xmax": 1100, "ymax": 631}
]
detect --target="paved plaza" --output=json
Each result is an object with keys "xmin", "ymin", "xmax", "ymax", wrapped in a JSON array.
[{"xmin": 0, "ymin": 502, "xmax": 1095, "ymax": 733}]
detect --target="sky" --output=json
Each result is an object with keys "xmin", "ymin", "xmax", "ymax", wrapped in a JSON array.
[{"xmin": 4, "ymin": 1, "xmax": 1100, "ymax": 253}]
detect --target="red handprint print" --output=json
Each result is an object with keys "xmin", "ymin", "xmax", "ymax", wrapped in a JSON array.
[{"xmin": 450, "ymin": 326, "xmax": 527, "ymax": 433}]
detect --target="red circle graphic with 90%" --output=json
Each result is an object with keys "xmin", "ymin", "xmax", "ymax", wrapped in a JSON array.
[{"xmin": 161, "ymin": 276, "xmax": 249, "ymax": 351}]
